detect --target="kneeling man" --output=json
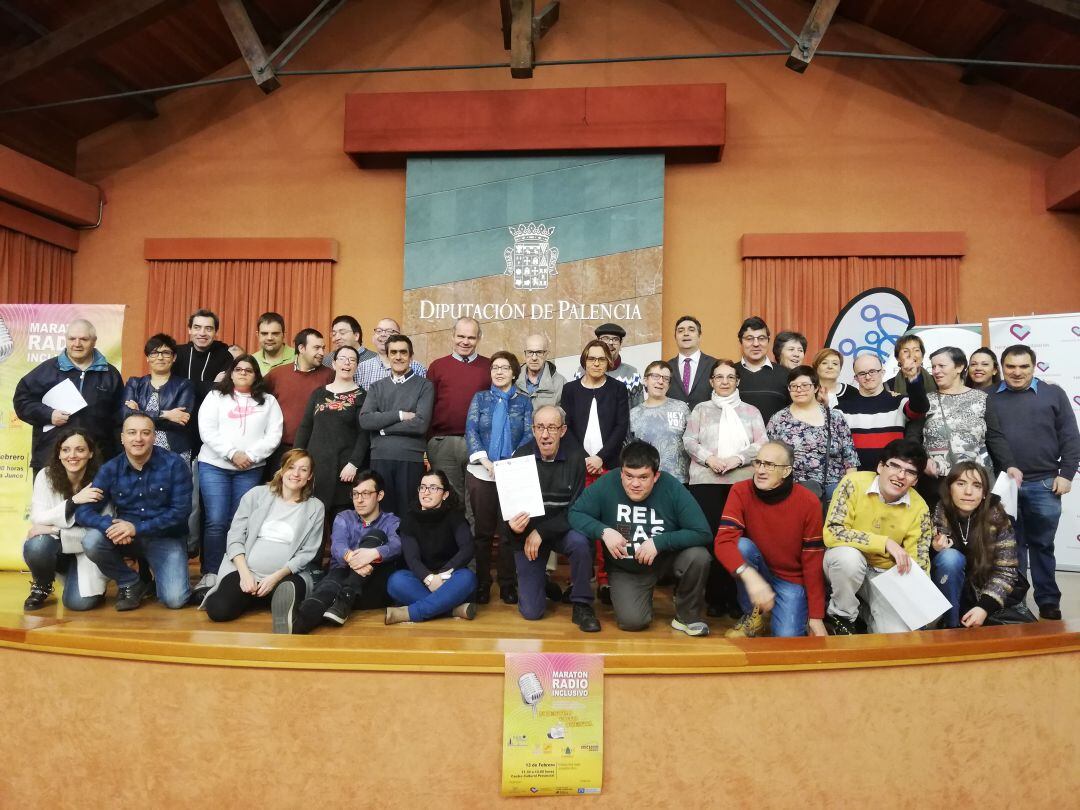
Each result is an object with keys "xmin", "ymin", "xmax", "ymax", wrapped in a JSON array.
[
  {"xmin": 570, "ymin": 440, "xmax": 712, "ymax": 635},
  {"xmin": 714, "ymin": 441, "xmax": 827, "ymax": 637},
  {"xmin": 823, "ymin": 438, "xmax": 932, "ymax": 634},
  {"xmin": 76, "ymin": 414, "xmax": 193, "ymax": 610}
]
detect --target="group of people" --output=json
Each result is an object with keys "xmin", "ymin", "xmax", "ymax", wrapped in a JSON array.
[{"xmin": 13, "ymin": 308, "xmax": 1078, "ymax": 639}]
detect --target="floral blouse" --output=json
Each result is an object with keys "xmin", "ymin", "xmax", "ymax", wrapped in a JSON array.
[{"xmin": 766, "ymin": 405, "xmax": 859, "ymax": 488}]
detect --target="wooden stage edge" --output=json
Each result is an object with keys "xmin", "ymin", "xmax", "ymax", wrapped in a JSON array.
[{"xmin": 0, "ymin": 576, "xmax": 1076, "ymax": 674}]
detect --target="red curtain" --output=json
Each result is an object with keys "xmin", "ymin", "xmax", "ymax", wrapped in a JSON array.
[
  {"xmin": 146, "ymin": 259, "xmax": 333, "ymax": 350},
  {"xmin": 0, "ymin": 226, "xmax": 73, "ymax": 303},
  {"xmin": 742, "ymin": 255, "xmax": 960, "ymax": 354}
]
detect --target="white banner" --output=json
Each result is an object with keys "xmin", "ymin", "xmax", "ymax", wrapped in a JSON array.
[{"xmin": 988, "ymin": 312, "xmax": 1080, "ymax": 572}]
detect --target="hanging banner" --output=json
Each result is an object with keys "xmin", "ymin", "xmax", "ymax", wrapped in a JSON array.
[
  {"xmin": 824, "ymin": 288, "xmax": 915, "ymax": 387},
  {"xmin": 0, "ymin": 304, "xmax": 126, "ymax": 570},
  {"xmin": 988, "ymin": 312, "xmax": 1080, "ymax": 572},
  {"xmin": 502, "ymin": 652, "xmax": 603, "ymax": 797}
]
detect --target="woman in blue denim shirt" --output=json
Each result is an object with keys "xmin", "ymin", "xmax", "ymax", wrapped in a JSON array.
[{"xmin": 465, "ymin": 350, "xmax": 533, "ymax": 604}]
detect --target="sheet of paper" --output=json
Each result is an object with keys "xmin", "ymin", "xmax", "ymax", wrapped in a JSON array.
[
  {"xmin": 493, "ymin": 454, "xmax": 545, "ymax": 520},
  {"xmin": 991, "ymin": 472, "xmax": 1018, "ymax": 519},
  {"xmin": 466, "ymin": 460, "xmax": 494, "ymax": 483},
  {"xmin": 870, "ymin": 563, "xmax": 952, "ymax": 631},
  {"xmin": 41, "ymin": 378, "xmax": 88, "ymax": 432}
]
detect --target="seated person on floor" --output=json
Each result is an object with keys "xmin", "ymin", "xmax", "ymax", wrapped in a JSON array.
[
  {"xmin": 822, "ymin": 438, "xmax": 932, "ymax": 635},
  {"xmin": 285, "ymin": 470, "xmax": 401, "ymax": 634},
  {"xmin": 75, "ymin": 413, "xmax": 193, "ymax": 611},
  {"xmin": 714, "ymin": 440, "xmax": 827, "ymax": 638},
  {"xmin": 569, "ymin": 440, "xmax": 713, "ymax": 636},
  {"xmin": 504, "ymin": 404, "xmax": 601, "ymax": 633}
]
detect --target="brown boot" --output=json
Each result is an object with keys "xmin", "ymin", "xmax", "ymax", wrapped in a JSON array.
[{"xmin": 385, "ymin": 606, "xmax": 411, "ymax": 625}]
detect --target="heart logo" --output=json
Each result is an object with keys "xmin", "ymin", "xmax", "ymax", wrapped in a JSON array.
[
  {"xmin": 530, "ymin": 788, "xmax": 539, "ymax": 793},
  {"xmin": 1037, "ymin": 362, "xmax": 1049, "ymax": 372},
  {"xmin": 1010, "ymin": 323, "xmax": 1030, "ymax": 341},
  {"xmin": 1073, "ymin": 395, "xmax": 1080, "ymax": 407},
  {"xmin": 1073, "ymin": 326, "xmax": 1080, "ymax": 337}
]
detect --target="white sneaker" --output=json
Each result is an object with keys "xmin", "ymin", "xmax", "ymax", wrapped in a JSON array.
[
  {"xmin": 189, "ymin": 573, "xmax": 216, "ymax": 606},
  {"xmin": 671, "ymin": 617, "xmax": 710, "ymax": 637}
]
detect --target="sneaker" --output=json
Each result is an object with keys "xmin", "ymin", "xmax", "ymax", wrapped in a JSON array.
[
  {"xmin": 24, "ymin": 581, "xmax": 53, "ymax": 611},
  {"xmin": 271, "ymin": 580, "xmax": 298, "ymax": 634},
  {"xmin": 292, "ymin": 597, "xmax": 327, "ymax": 635},
  {"xmin": 452, "ymin": 602, "xmax": 477, "ymax": 620},
  {"xmin": 323, "ymin": 587, "xmax": 354, "ymax": 626},
  {"xmin": 671, "ymin": 617, "xmax": 710, "ymax": 637},
  {"xmin": 598, "ymin": 585, "xmax": 612, "ymax": 605},
  {"xmin": 115, "ymin": 580, "xmax": 152, "ymax": 612},
  {"xmin": 725, "ymin": 608, "xmax": 768, "ymax": 638},
  {"xmin": 188, "ymin": 572, "xmax": 216, "ymax": 606},
  {"xmin": 824, "ymin": 614, "xmax": 864, "ymax": 636},
  {"xmin": 572, "ymin": 603, "xmax": 601, "ymax": 633}
]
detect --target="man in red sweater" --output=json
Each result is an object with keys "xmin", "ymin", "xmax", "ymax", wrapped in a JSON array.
[
  {"xmin": 425, "ymin": 317, "xmax": 492, "ymax": 505},
  {"xmin": 264, "ymin": 328, "xmax": 334, "ymax": 475},
  {"xmin": 714, "ymin": 440, "xmax": 827, "ymax": 638}
]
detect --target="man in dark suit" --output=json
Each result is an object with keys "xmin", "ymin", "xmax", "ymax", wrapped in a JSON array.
[{"xmin": 666, "ymin": 315, "xmax": 716, "ymax": 411}]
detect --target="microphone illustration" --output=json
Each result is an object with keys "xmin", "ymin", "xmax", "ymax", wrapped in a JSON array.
[
  {"xmin": 0, "ymin": 315, "xmax": 12, "ymax": 363},
  {"xmin": 518, "ymin": 672, "xmax": 544, "ymax": 716}
]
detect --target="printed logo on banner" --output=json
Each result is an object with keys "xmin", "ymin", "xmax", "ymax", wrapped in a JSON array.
[
  {"xmin": 1009, "ymin": 322, "xmax": 1030, "ymax": 341},
  {"xmin": 1072, "ymin": 326, "xmax": 1080, "ymax": 338},
  {"xmin": 1037, "ymin": 362, "xmax": 1050, "ymax": 372},
  {"xmin": 503, "ymin": 222, "xmax": 559, "ymax": 291},
  {"xmin": 0, "ymin": 315, "xmax": 13, "ymax": 363},
  {"xmin": 824, "ymin": 288, "xmax": 915, "ymax": 386}
]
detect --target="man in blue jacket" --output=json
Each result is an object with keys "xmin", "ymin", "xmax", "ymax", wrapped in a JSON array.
[
  {"xmin": 14, "ymin": 319, "xmax": 123, "ymax": 473},
  {"xmin": 76, "ymin": 413, "xmax": 193, "ymax": 610}
]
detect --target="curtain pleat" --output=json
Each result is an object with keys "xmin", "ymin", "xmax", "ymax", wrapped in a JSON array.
[
  {"xmin": 742, "ymin": 255, "xmax": 960, "ymax": 354},
  {"xmin": 146, "ymin": 259, "xmax": 333, "ymax": 350},
  {"xmin": 0, "ymin": 226, "xmax": 74, "ymax": 303}
]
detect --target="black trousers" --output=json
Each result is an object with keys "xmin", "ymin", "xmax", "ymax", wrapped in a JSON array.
[
  {"xmin": 371, "ymin": 458, "xmax": 424, "ymax": 519},
  {"xmin": 690, "ymin": 482, "xmax": 738, "ymax": 609},
  {"xmin": 203, "ymin": 570, "xmax": 308, "ymax": 622}
]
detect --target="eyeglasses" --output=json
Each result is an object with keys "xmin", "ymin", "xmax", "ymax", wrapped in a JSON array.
[
  {"xmin": 741, "ymin": 335, "xmax": 769, "ymax": 344},
  {"xmin": 352, "ymin": 489, "xmax": 379, "ymax": 499},
  {"xmin": 711, "ymin": 374, "xmax": 737, "ymax": 382},
  {"xmin": 523, "ymin": 349, "xmax": 547, "ymax": 357},
  {"xmin": 645, "ymin": 373, "xmax": 671, "ymax": 383},
  {"xmin": 787, "ymin": 383, "xmax": 815, "ymax": 392},
  {"xmin": 491, "ymin": 364, "xmax": 513, "ymax": 372},
  {"xmin": 147, "ymin": 350, "xmax": 175, "ymax": 358},
  {"xmin": 751, "ymin": 459, "xmax": 791, "ymax": 472},
  {"xmin": 373, "ymin": 327, "xmax": 397, "ymax": 335},
  {"xmin": 882, "ymin": 460, "xmax": 919, "ymax": 480},
  {"xmin": 233, "ymin": 367, "xmax": 255, "ymax": 374},
  {"xmin": 598, "ymin": 336, "xmax": 621, "ymax": 344},
  {"xmin": 418, "ymin": 484, "xmax": 445, "ymax": 493},
  {"xmin": 854, "ymin": 369, "xmax": 883, "ymax": 380},
  {"xmin": 585, "ymin": 356, "xmax": 608, "ymax": 364},
  {"xmin": 533, "ymin": 424, "xmax": 563, "ymax": 434}
]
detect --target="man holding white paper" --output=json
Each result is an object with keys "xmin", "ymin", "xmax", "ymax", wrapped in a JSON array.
[
  {"xmin": 823, "ymin": 438, "xmax": 934, "ymax": 635},
  {"xmin": 14, "ymin": 319, "xmax": 123, "ymax": 473},
  {"xmin": 503, "ymin": 405, "xmax": 600, "ymax": 633}
]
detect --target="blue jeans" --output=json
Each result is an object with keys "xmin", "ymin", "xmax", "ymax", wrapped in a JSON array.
[
  {"xmin": 81, "ymin": 529, "xmax": 191, "ymax": 608},
  {"xmin": 931, "ymin": 548, "xmax": 966, "ymax": 628},
  {"xmin": 1016, "ymin": 479, "xmax": 1063, "ymax": 607},
  {"xmin": 198, "ymin": 462, "xmax": 263, "ymax": 575},
  {"xmin": 735, "ymin": 537, "xmax": 809, "ymax": 637},
  {"xmin": 22, "ymin": 534, "xmax": 103, "ymax": 611},
  {"xmin": 387, "ymin": 568, "xmax": 478, "ymax": 622}
]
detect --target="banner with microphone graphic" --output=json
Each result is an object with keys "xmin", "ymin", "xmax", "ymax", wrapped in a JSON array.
[
  {"xmin": 0, "ymin": 304, "xmax": 126, "ymax": 570},
  {"xmin": 502, "ymin": 652, "xmax": 604, "ymax": 796},
  {"xmin": 989, "ymin": 312, "xmax": 1080, "ymax": 572}
]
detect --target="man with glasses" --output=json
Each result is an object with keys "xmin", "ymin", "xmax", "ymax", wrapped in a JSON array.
[
  {"xmin": 588, "ymin": 323, "xmax": 643, "ymax": 408},
  {"xmin": 735, "ymin": 316, "xmax": 789, "ymax": 427},
  {"xmin": 356, "ymin": 317, "xmax": 427, "ymax": 390},
  {"xmin": 666, "ymin": 315, "xmax": 717, "ymax": 410},
  {"xmin": 358, "ymin": 335, "xmax": 434, "ymax": 517},
  {"xmin": 837, "ymin": 353, "xmax": 928, "ymax": 471},
  {"xmin": 504, "ymin": 405, "xmax": 601, "ymax": 632},
  {"xmin": 286, "ymin": 470, "xmax": 402, "ymax": 633},
  {"xmin": 321, "ymin": 315, "xmax": 375, "ymax": 372},
  {"xmin": 714, "ymin": 441, "xmax": 826, "ymax": 637},
  {"xmin": 570, "ymin": 440, "xmax": 713, "ymax": 636},
  {"xmin": 822, "ymin": 438, "xmax": 933, "ymax": 635},
  {"xmin": 515, "ymin": 333, "xmax": 565, "ymax": 408}
]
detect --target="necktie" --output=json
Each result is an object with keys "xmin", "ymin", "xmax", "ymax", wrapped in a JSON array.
[{"xmin": 683, "ymin": 357, "xmax": 692, "ymax": 393}]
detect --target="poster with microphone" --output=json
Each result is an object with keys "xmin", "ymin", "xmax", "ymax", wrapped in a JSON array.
[
  {"xmin": 502, "ymin": 652, "xmax": 603, "ymax": 796},
  {"xmin": 988, "ymin": 312, "xmax": 1080, "ymax": 572}
]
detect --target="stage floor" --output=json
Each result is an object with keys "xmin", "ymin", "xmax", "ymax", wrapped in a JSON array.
[{"xmin": 1, "ymin": 570, "xmax": 1078, "ymax": 673}]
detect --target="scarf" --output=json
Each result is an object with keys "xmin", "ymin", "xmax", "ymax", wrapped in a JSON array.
[
  {"xmin": 710, "ymin": 391, "xmax": 750, "ymax": 458},
  {"xmin": 752, "ymin": 473, "xmax": 794, "ymax": 505},
  {"xmin": 486, "ymin": 386, "xmax": 515, "ymax": 462}
]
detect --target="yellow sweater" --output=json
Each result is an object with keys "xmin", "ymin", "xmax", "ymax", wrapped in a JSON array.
[{"xmin": 824, "ymin": 471, "xmax": 931, "ymax": 573}]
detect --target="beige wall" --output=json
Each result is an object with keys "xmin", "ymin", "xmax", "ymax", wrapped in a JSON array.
[{"xmin": 72, "ymin": 0, "xmax": 1080, "ymax": 371}]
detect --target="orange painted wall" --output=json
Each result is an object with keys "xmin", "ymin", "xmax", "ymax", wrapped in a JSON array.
[{"xmin": 71, "ymin": 0, "xmax": 1080, "ymax": 372}]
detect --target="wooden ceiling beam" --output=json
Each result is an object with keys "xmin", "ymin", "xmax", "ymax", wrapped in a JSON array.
[
  {"xmin": 502, "ymin": 0, "xmax": 560, "ymax": 79},
  {"xmin": 217, "ymin": 0, "xmax": 281, "ymax": 93},
  {"xmin": 786, "ymin": 0, "xmax": 840, "ymax": 74},
  {"xmin": 0, "ymin": 0, "xmax": 184, "ymax": 90}
]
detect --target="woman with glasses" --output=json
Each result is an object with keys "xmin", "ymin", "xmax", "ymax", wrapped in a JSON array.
[
  {"xmin": 121, "ymin": 333, "xmax": 196, "ymax": 462},
  {"xmin": 630, "ymin": 360, "xmax": 690, "ymax": 483},
  {"xmin": 465, "ymin": 350, "xmax": 534, "ymax": 604},
  {"xmin": 812, "ymin": 348, "xmax": 849, "ymax": 408},
  {"xmin": 196, "ymin": 353, "xmax": 284, "ymax": 598},
  {"xmin": 294, "ymin": 345, "xmax": 370, "ymax": 527},
  {"xmin": 766, "ymin": 366, "xmax": 859, "ymax": 503},
  {"xmin": 561, "ymin": 340, "xmax": 630, "ymax": 484},
  {"xmin": 964, "ymin": 347, "xmax": 1001, "ymax": 391},
  {"xmin": 385, "ymin": 469, "xmax": 477, "ymax": 624}
]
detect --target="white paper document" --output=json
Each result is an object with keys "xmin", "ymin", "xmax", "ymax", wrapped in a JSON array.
[
  {"xmin": 991, "ymin": 472, "xmax": 1018, "ymax": 519},
  {"xmin": 465, "ymin": 460, "xmax": 495, "ymax": 483},
  {"xmin": 493, "ymin": 454, "xmax": 545, "ymax": 520},
  {"xmin": 870, "ymin": 563, "xmax": 952, "ymax": 630},
  {"xmin": 41, "ymin": 379, "xmax": 88, "ymax": 432}
]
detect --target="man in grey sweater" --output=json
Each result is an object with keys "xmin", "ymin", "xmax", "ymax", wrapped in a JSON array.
[{"xmin": 358, "ymin": 334, "xmax": 434, "ymax": 517}]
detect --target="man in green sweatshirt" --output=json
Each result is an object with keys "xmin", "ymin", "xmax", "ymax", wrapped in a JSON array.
[{"xmin": 569, "ymin": 440, "xmax": 713, "ymax": 635}]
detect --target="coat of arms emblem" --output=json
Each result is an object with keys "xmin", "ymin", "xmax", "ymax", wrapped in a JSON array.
[{"xmin": 504, "ymin": 222, "xmax": 559, "ymax": 291}]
